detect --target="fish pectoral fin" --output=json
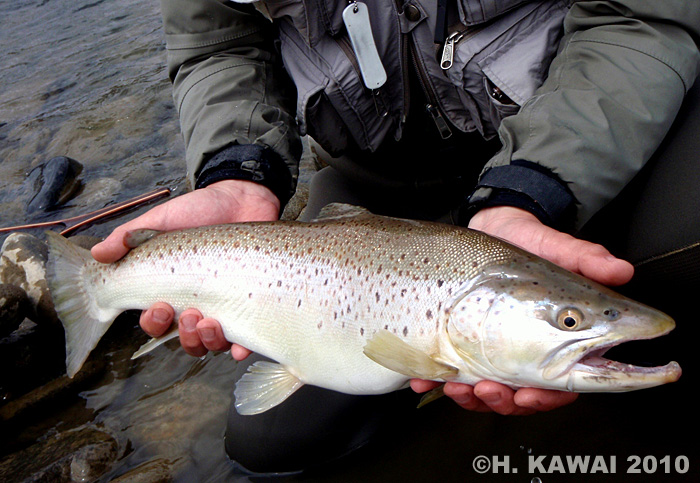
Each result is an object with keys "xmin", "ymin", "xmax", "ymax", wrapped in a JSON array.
[
  {"xmin": 363, "ymin": 330, "xmax": 458, "ymax": 380},
  {"xmin": 234, "ymin": 361, "xmax": 304, "ymax": 415},
  {"xmin": 124, "ymin": 229, "xmax": 163, "ymax": 248},
  {"xmin": 417, "ymin": 383, "xmax": 446, "ymax": 408},
  {"xmin": 131, "ymin": 325, "xmax": 180, "ymax": 360},
  {"xmin": 313, "ymin": 203, "xmax": 372, "ymax": 221}
]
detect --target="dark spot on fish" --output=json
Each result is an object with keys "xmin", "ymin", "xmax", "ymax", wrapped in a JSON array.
[
  {"xmin": 437, "ymin": 280, "xmax": 444, "ymax": 287},
  {"xmin": 426, "ymin": 309, "xmax": 433, "ymax": 319},
  {"xmin": 360, "ymin": 327, "xmax": 364, "ymax": 336},
  {"xmin": 403, "ymin": 326, "xmax": 408, "ymax": 336},
  {"xmin": 277, "ymin": 280, "xmax": 282, "ymax": 287},
  {"xmin": 170, "ymin": 267, "xmax": 175, "ymax": 273}
]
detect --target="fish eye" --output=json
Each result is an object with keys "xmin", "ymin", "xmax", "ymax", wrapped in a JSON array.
[{"xmin": 557, "ymin": 308, "xmax": 584, "ymax": 330}]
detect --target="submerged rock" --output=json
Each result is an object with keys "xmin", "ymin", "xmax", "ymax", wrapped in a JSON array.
[
  {"xmin": 0, "ymin": 283, "xmax": 30, "ymax": 338},
  {"xmin": 0, "ymin": 428, "xmax": 118, "ymax": 482},
  {"xmin": 111, "ymin": 458, "xmax": 183, "ymax": 483},
  {"xmin": 25, "ymin": 156, "xmax": 83, "ymax": 214}
]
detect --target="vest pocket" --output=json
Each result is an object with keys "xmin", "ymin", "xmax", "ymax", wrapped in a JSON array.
[
  {"xmin": 445, "ymin": 0, "xmax": 567, "ymax": 138},
  {"xmin": 457, "ymin": 0, "xmax": 531, "ymax": 25},
  {"xmin": 263, "ymin": 0, "xmax": 345, "ymax": 47}
]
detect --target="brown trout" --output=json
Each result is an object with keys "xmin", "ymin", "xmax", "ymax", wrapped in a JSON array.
[{"xmin": 46, "ymin": 204, "xmax": 680, "ymax": 415}]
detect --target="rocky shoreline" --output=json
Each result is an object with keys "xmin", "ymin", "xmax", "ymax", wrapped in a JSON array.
[{"xmin": 0, "ymin": 143, "xmax": 323, "ymax": 482}]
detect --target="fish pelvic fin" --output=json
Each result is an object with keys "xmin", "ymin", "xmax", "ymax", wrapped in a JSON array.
[
  {"xmin": 234, "ymin": 361, "xmax": 304, "ymax": 415},
  {"xmin": 417, "ymin": 383, "xmax": 446, "ymax": 408},
  {"xmin": 363, "ymin": 330, "xmax": 459, "ymax": 380},
  {"xmin": 45, "ymin": 231, "xmax": 120, "ymax": 378},
  {"xmin": 131, "ymin": 325, "xmax": 180, "ymax": 360}
]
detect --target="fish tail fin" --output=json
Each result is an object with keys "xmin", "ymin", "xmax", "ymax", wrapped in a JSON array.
[{"xmin": 46, "ymin": 231, "xmax": 120, "ymax": 377}]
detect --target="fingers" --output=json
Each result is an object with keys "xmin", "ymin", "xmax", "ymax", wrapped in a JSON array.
[
  {"xmin": 536, "ymin": 232, "xmax": 634, "ymax": 287},
  {"xmin": 139, "ymin": 302, "xmax": 175, "ymax": 337},
  {"xmin": 178, "ymin": 309, "xmax": 232, "ymax": 357},
  {"xmin": 513, "ymin": 387, "xmax": 579, "ymax": 411},
  {"xmin": 468, "ymin": 206, "xmax": 634, "ymax": 287},
  {"xmin": 231, "ymin": 344, "xmax": 253, "ymax": 361},
  {"xmin": 412, "ymin": 380, "xmax": 578, "ymax": 415}
]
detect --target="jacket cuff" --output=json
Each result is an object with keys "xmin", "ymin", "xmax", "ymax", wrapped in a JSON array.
[
  {"xmin": 195, "ymin": 144, "xmax": 294, "ymax": 208},
  {"xmin": 466, "ymin": 160, "xmax": 577, "ymax": 230}
]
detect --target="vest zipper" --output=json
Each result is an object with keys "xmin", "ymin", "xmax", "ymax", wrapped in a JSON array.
[
  {"xmin": 408, "ymin": 39, "xmax": 453, "ymax": 139},
  {"xmin": 440, "ymin": 24, "xmax": 489, "ymax": 71}
]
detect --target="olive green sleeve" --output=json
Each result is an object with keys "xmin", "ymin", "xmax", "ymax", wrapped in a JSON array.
[
  {"xmin": 472, "ymin": 0, "xmax": 700, "ymax": 229},
  {"xmin": 160, "ymin": 0, "xmax": 301, "ymax": 189}
]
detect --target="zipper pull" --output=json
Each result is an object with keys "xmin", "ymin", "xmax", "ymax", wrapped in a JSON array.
[
  {"xmin": 440, "ymin": 32, "xmax": 464, "ymax": 70},
  {"xmin": 426, "ymin": 104, "xmax": 452, "ymax": 139},
  {"xmin": 372, "ymin": 89, "xmax": 388, "ymax": 118}
]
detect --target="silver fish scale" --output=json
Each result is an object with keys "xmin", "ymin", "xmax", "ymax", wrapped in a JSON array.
[{"xmin": 84, "ymin": 214, "xmax": 521, "ymax": 393}]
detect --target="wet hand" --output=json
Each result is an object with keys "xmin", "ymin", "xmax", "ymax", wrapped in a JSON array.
[
  {"xmin": 411, "ymin": 206, "xmax": 634, "ymax": 414},
  {"xmin": 91, "ymin": 179, "xmax": 277, "ymax": 360}
]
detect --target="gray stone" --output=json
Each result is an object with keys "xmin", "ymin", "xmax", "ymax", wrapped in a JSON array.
[
  {"xmin": 111, "ymin": 458, "xmax": 181, "ymax": 483},
  {"xmin": 0, "ymin": 428, "xmax": 118, "ymax": 482},
  {"xmin": 0, "ymin": 232, "xmax": 57, "ymax": 328},
  {"xmin": 0, "ymin": 283, "xmax": 30, "ymax": 338}
]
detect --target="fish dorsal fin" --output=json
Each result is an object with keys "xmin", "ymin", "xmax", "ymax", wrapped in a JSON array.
[
  {"xmin": 313, "ymin": 203, "xmax": 372, "ymax": 221},
  {"xmin": 124, "ymin": 229, "xmax": 162, "ymax": 248},
  {"xmin": 234, "ymin": 361, "xmax": 304, "ymax": 415},
  {"xmin": 363, "ymin": 330, "xmax": 459, "ymax": 380}
]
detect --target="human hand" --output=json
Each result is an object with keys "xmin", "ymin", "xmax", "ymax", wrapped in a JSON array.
[
  {"xmin": 411, "ymin": 206, "xmax": 634, "ymax": 415},
  {"xmin": 91, "ymin": 179, "xmax": 278, "ymax": 359}
]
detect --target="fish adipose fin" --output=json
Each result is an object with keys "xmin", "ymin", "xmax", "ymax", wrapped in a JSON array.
[
  {"xmin": 364, "ymin": 330, "xmax": 458, "ymax": 380},
  {"xmin": 234, "ymin": 361, "xmax": 304, "ymax": 415},
  {"xmin": 45, "ymin": 232, "xmax": 122, "ymax": 377}
]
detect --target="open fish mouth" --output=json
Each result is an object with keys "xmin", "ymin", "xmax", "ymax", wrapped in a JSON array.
[{"xmin": 566, "ymin": 339, "xmax": 682, "ymax": 391}]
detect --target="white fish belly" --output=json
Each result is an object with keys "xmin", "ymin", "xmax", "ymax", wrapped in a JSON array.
[{"xmin": 88, "ymin": 248, "xmax": 428, "ymax": 394}]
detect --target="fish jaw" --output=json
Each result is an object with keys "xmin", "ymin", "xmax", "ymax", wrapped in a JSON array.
[
  {"xmin": 445, "ymin": 264, "xmax": 681, "ymax": 393},
  {"xmin": 551, "ymin": 311, "xmax": 681, "ymax": 392}
]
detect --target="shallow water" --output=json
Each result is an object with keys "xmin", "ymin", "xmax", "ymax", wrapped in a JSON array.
[
  {"xmin": 1, "ymin": 1, "xmax": 699, "ymax": 481},
  {"xmin": 0, "ymin": 0, "xmax": 185, "ymax": 237}
]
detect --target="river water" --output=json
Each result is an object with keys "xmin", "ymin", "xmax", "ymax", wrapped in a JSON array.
[{"xmin": 1, "ymin": 1, "xmax": 698, "ymax": 482}]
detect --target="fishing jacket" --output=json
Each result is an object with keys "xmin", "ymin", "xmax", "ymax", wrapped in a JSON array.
[{"xmin": 161, "ymin": 0, "xmax": 699, "ymax": 229}]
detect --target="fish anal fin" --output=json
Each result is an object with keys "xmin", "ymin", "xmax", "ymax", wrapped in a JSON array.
[
  {"xmin": 313, "ymin": 203, "xmax": 372, "ymax": 221},
  {"xmin": 363, "ymin": 330, "xmax": 458, "ymax": 380},
  {"xmin": 234, "ymin": 361, "xmax": 304, "ymax": 415},
  {"xmin": 124, "ymin": 229, "xmax": 163, "ymax": 248}
]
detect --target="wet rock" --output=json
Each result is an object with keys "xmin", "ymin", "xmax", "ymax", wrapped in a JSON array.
[
  {"xmin": 111, "ymin": 458, "xmax": 182, "ymax": 483},
  {"xmin": 0, "ymin": 232, "xmax": 58, "ymax": 328},
  {"xmin": 25, "ymin": 156, "xmax": 83, "ymax": 214},
  {"xmin": 281, "ymin": 137, "xmax": 323, "ymax": 221},
  {"xmin": 0, "ymin": 320, "xmax": 67, "ymax": 412},
  {"xmin": 0, "ymin": 283, "xmax": 30, "ymax": 338},
  {"xmin": 0, "ymin": 358, "xmax": 105, "ymax": 424},
  {"xmin": 0, "ymin": 428, "xmax": 118, "ymax": 482},
  {"xmin": 72, "ymin": 176, "xmax": 122, "ymax": 209}
]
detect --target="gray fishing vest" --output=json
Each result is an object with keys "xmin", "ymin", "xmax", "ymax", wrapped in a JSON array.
[{"xmin": 264, "ymin": 0, "xmax": 569, "ymax": 155}]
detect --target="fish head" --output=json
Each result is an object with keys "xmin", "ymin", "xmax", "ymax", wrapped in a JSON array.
[{"xmin": 445, "ymin": 254, "xmax": 680, "ymax": 392}]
